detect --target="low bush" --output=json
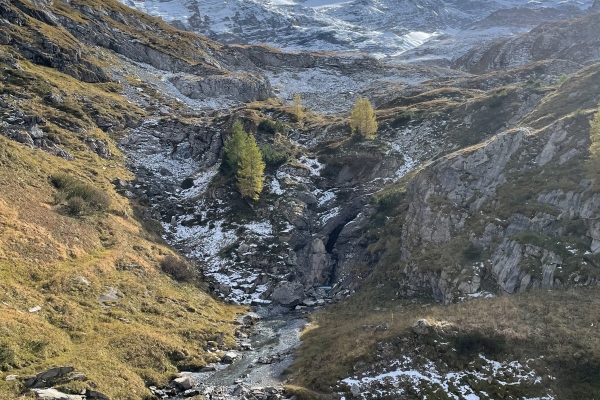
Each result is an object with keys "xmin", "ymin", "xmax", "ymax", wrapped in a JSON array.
[
  {"xmin": 488, "ymin": 87, "xmax": 509, "ymax": 108},
  {"xmin": 66, "ymin": 196, "xmax": 86, "ymax": 216},
  {"xmin": 51, "ymin": 173, "xmax": 110, "ymax": 215},
  {"xmin": 391, "ymin": 110, "xmax": 414, "ymax": 127},
  {"xmin": 258, "ymin": 119, "xmax": 287, "ymax": 135},
  {"xmin": 260, "ymin": 144, "xmax": 288, "ymax": 167},
  {"xmin": 160, "ymin": 255, "xmax": 194, "ymax": 282},
  {"xmin": 462, "ymin": 243, "xmax": 483, "ymax": 262}
]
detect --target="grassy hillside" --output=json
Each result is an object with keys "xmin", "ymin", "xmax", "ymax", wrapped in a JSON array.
[{"xmin": 0, "ymin": 29, "xmax": 244, "ymax": 400}]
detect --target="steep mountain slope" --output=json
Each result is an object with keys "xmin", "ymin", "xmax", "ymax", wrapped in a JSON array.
[
  {"xmin": 455, "ymin": 12, "xmax": 600, "ymax": 73},
  {"xmin": 0, "ymin": 1, "xmax": 252, "ymax": 399}
]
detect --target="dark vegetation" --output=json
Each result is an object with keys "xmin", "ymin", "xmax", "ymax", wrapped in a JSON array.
[
  {"xmin": 260, "ymin": 144, "xmax": 289, "ymax": 167},
  {"xmin": 160, "ymin": 255, "xmax": 195, "ymax": 282},
  {"xmin": 258, "ymin": 118, "xmax": 287, "ymax": 135},
  {"xmin": 51, "ymin": 172, "xmax": 110, "ymax": 215}
]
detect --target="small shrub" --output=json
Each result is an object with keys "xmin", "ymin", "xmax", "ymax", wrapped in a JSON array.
[
  {"xmin": 160, "ymin": 255, "xmax": 194, "ymax": 282},
  {"xmin": 0, "ymin": 343, "xmax": 15, "ymax": 370},
  {"xmin": 69, "ymin": 183, "xmax": 110, "ymax": 211},
  {"xmin": 391, "ymin": 110, "xmax": 414, "ymax": 127},
  {"xmin": 66, "ymin": 196, "xmax": 86, "ymax": 216},
  {"xmin": 557, "ymin": 74, "xmax": 568, "ymax": 87},
  {"xmin": 51, "ymin": 173, "xmax": 110, "ymax": 214},
  {"xmin": 260, "ymin": 144, "xmax": 288, "ymax": 167},
  {"xmin": 258, "ymin": 119, "xmax": 287, "ymax": 135},
  {"xmin": 488, "ymin": 87, "xmax": 508, "ymax": 108},
  {"xmin": 50, "ymin": 172, "xmax": 75, "ymax": 189}
]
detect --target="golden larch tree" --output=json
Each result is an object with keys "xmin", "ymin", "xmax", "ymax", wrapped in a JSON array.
[
  {"xmin": 350, "ymin": 96, "xmax": 378, "ymax": 139},
  {"xmin": 292, "ymin": 93, "xmax": 304, "ymax": 121}
]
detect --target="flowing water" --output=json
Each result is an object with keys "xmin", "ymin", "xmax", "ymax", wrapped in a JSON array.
[{"xmin": 168, "ymin": 307, "xmax": 309, "ymax": 399}]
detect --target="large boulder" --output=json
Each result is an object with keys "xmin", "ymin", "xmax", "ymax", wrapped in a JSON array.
[
  {"xmin": 24, "ymin": 366, "xmax": 75, "ymax": 389},
  {"xmin": 32, "ymin": 388, "xmax": 83, "ymax": 400},
  {"xmin": 412, "ymin": 319, "xmax": 433, "ymax": 336},
  {"xmin": 270, "ymin": 281, "xmax": 305, "ymax": 307},
  {"xmin": 173, "ymin": 375, "xmax": 194, "ymax": 390}
]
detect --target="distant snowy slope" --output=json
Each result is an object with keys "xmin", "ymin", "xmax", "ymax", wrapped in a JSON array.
[{"xmin": 120, "ymin": 0, "xmax": 595, "ymax": 62}]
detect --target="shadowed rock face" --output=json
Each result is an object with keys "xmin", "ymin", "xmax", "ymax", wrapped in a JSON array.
[{"xmin": 169, "ymin": 73, "xmax": 272, "ymax": 103}]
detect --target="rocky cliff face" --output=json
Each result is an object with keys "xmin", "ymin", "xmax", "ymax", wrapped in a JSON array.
[
  {"xmin": 455, "ymin": 12, "xmax": 600, "ymax": 73},
  {"xmin": 363, "ymin": 62, "xmax": 600, "ymax": 304}
]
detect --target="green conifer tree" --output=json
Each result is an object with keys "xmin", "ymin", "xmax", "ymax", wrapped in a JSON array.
[
  {"xmin": 223, "ymin": 121, "xmax": 246, "ymax": 172},
  {"xmin": 237, "ymin": 132, "xmax": 265, "ymax": 201}
]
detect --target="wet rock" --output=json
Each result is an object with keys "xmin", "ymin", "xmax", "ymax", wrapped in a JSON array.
[
  {"xmin": 221, "ymin": 351, "xmax": 240, "ymax": 364},
  {"xmin": 350, "ymin": 383, "xmax": 361, "ymax": 397},
  {"xmin": 173, "ymin": 375, "xmax": 194, "ymax": 390},
  {"xmin": 412, "ymin": 319, "xmax": 432, "ymax": 336}
]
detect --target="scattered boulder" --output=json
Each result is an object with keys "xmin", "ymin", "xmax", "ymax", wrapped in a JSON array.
[
  {"xmin": 98, "ymin": 286, "xmax": 122, "ymax": 303},
  {"xmin": 85, "ymin": 390, "xmax": 109, "ymax": 400},
  {"xmin": 221, "ymin": 351, "xmax": 240, "ymax": 364},
  {"xmin": 270, "ymin": 281, "xmax": 304, "ymax": 307},
  {"xmin": 24, "ymin": 366, "xmax": 75, "ymax": 388},
  {"xmin": 412, "ymin": 319, "xmax": 433, "ymax": 336},
  {"xmin": 32, "ymin": 388, "xmax": 83, "ymax": 400},
  {"xmin": 350, "ymin": 383, "xmax": 361, "ymax": 397},
  {"xmin": 74, "ymin": 276, "xmax": 90, "ymax": 286},
  {"xmin": 173, "ymin": 375, "xmax": 194, "ymax": 390},
  {"xmin": 5, "ymin": 374, "xmax": 18, "ymax": 381},
  {"xmin": 242, "ymin": 314, "xmax": 260, "ymax": 326}
]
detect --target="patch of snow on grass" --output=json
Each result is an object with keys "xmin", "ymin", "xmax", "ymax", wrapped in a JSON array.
[{"xmin": 342, "ymin": 354, "xmax": 550, "ymax": 399}]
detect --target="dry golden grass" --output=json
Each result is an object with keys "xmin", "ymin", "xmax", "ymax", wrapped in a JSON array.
[
  {"xmin": 0, "ymin": 135, "xmax": 246, "ymax": 399},
  {"xmin": 290, "ymin": 264, "xmax": 600, "ymax": 398},
  {"xmin": 0, "ymin": 44, "xmax": 245, "ymax": 399}
]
